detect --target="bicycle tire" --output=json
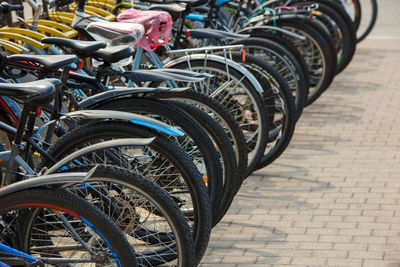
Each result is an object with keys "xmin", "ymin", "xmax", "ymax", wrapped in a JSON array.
[
  {"xmin": 228, "ymin": 52, "xmax": 296, "ymax": 170},
  {"xmin": 0, "ymin": 187, "xmax": 138, "ymax": 266},
  {"xmin": 355, "ymin": 0, "xmax": 378, "ymax": 42},
  {"xmin": 342, "ymin": 0, "xmax": 362, "ymax": 30},
  {"xmin": 170, "ymin": 100, "xmax": 238, "ymax": 223}
]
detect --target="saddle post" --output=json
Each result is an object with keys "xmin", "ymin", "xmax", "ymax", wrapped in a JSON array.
[
  {"xmin": 77, "ymin": 0, "xmax": 86, "ymax": 11},
  {"xmin": 4, "ymin": 105, "xmax": 34, "ymax": 185},
  {"xmin": 94, "ymin": 62, "xmax": 111, "ymax": 85},
  {"xmin": 173, "ymin": 4, "xmax": 192, "ymax": 49},
  {"xmin": 43, "ymin": 66, "xmax": 71, "ymax": 143},
  {"xmin": 20, "ymin": 108, "xmax": 39, "ymax": 161}
]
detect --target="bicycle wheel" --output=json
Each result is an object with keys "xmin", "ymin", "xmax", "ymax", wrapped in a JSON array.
[
  {"xmin": 170, "ymin": 100, "xmax": 238, "ymax": 223},
  {"xmin": 356, "ymin": 0, "xmax": 378, "ymax": 42},
  {"xmin": 293, "ymin": 1, "xmax": 357, "ymax": 73},
  {"xmin": 341, "ymin": 0, "xmax": 362, "ymax": 30},
  {"xmin": 90, "ymin": 97, "xmax": 222, "ymax": 220},
  {"xmin": 162, "ymin": 58, "xmax": 269, "ymax": 175},
  {"xmin": 228, "ymin": 52, "xmax": 296, "ymax": 170},
  {"xmin": 0, "ymin": 187, "xmax": 137, "ymax": 266},
  {"xmin": 263, "ymin": 19, "xmax": 337, "ymax": 105},
  {"xmin": 60, "ymin": 165, "xmax": 195, "ymax": 266},
  {"xmin": 37, "ymin": 121, "xmax": 211, "ymax": 264},
  {"xmin": 230, "ymin": 37, "xmax": 307, "ymax": 120},
  {"xmin": 342, "ymin": 0, "xmax": 377, "ymax": 42}
]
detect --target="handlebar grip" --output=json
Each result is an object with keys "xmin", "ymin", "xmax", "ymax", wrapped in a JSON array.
[
  {"xmin": 0, "ymin": 2, "xmax": 24, "ymax": 14},
  {"xmin": 8, "ymin": 4, "xmax": 24, "ymax": 11}
]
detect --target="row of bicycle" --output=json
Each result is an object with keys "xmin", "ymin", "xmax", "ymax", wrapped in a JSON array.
[{"xmin": 0, "ymin": 0, "xmax": 377, "ymax": 266}]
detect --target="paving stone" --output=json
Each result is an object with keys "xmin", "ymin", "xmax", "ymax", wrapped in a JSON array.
[
  {"xmin": 312, "ymin": 250, "xmax": 347, "ymax": 258},
  {"xmin": 338, "ymin": 229, "xmax": 371, "ymax": 236},
  {"xmin": 362, "ymin": 260, "xmax": 400, "ymax": 267},
  {"xmin": 348, "ymin": 251, "xmax": 384, "ymax": 259},
  {"xmin": 255, "ymin": 256, "xmax": 291, "ymax": 264},
  {"xmin": 325, "ymin": 222, "xmax": 357, "ymax": 229},
  {"xmin": 333, "ymin": 243, "xmax": 368, "ymax": 251},
  {"xmin": 221, "ymin": 256, "xmax": 257, "ymax": 264},
  {"xmin": 352, "ymin": 236, "xmax": 387, "ymax": 244},
  {"xmin": 286, "ymin": 234, "xmax": 319, "ymax": 242},
  {"xmin": 291, "ymin": 257, "xmax": 326, "ymax": 265},
  {"xmin": 326, "ymin": 259, "xmax": 362, "ymax": 267},
  {"xmin": 297, "ymin": 242, "xmax": 333, "ymax": 250},
  {"xmin": 319, "ymin": 235, "xmax": 352, "ymax": 243}
]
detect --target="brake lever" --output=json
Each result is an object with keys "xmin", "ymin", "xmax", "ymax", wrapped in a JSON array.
[{"xmin": 17, "ymin": 16, "xmax": 34, "ymax": 30}]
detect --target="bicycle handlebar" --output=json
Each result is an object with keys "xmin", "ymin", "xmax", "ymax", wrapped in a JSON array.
[{"xmin": 0, "ymin": 2, "xmax": 24, "ymax": 14}]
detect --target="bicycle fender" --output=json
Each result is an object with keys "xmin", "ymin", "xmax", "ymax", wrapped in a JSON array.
[
  {"xmin": 237, "ymin": 26, "xmax": 307, "ymax": 41},
  {"xmin": 122, "ymin": 69, "xmax": 211, "ymax": 83},
  {"xmin": 46, "ymin": 138, "xmax": 155, "ymax": 174},
  {"xmin": 37, "ymin": 109, "xmax": 184, "ymax": 137},
  {"xmin": 0, "ymin": 172, "xmax": 88, "ymax": 198},
  {"xmin": 163, "ymin": 53, "xmax": 264, "ymax": 94},
  {"xmin": 78, "ymin": 87, "xmax": 191, "ymax": 109},
  {"xmin": 62, "ymin": 110, "xmax": 184, "ymax": 136},
  {"xmin": 187, "ymin": 28, "xmax": 250, "ymax": 41}
]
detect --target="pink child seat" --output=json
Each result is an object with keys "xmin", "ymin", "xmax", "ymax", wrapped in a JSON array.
[{"xmin": 117, "ymin": 8, "xmax": 173, "ymax": 52}]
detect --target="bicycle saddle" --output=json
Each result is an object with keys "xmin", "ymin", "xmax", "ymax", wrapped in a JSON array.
[
  {"xmin": 145, "ymin": 0, "xmax": 208, "ymax": 7},
  {"xmin": 0, "ymin": 78, "xmax": 60, "ymax": 106},
  {"xmin": 90, "ymin": 45, "xmax": 133, "ymax": 64},
  {"xmin": 8, "ymin": 54, "xmax": 78, "ymax": 70},
  {"xmin": 87, "ymin": 22, "xmax": 145, "ymax": 46},
  {"xmin": 41, "ymin": 37, "xmax": 107, "ymax": 56},
  {"xmin": 148, "ymin": 3, "xmax": 186, "ymax": 19}
]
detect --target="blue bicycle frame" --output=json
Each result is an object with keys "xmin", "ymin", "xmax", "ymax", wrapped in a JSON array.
[{"xmin": 0, "ymin": 243, "xmax": 38, "ymax": 266}]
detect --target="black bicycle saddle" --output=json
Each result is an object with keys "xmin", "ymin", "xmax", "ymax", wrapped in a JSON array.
[
  {"xmin": 41, "ymin": 37, "xmax": 107, "ymax": 56},
  {"xmin": 8, "ymin": 54, "xmax": 78, "ymax": 70},
  {"xmin": 0, "ymin": 78, "xmax": 61, "ymax": 106},
  {"xmin": 90, "ymin": 45, "xmax": 133, "ymax": 64}
]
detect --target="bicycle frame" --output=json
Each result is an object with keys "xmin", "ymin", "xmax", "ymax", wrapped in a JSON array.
[
  {"xmin": 0, "ymin": 243, "xmax": 41, "ymax": 266},
  {"xmin": 0, "ymin": 114, "xmax": 38, "ymax": 186}
]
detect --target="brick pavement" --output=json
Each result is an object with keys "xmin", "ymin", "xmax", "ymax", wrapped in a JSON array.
[{"xmin": 199, "ymin": 10, "xmax": 400, "ymax": 267}]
